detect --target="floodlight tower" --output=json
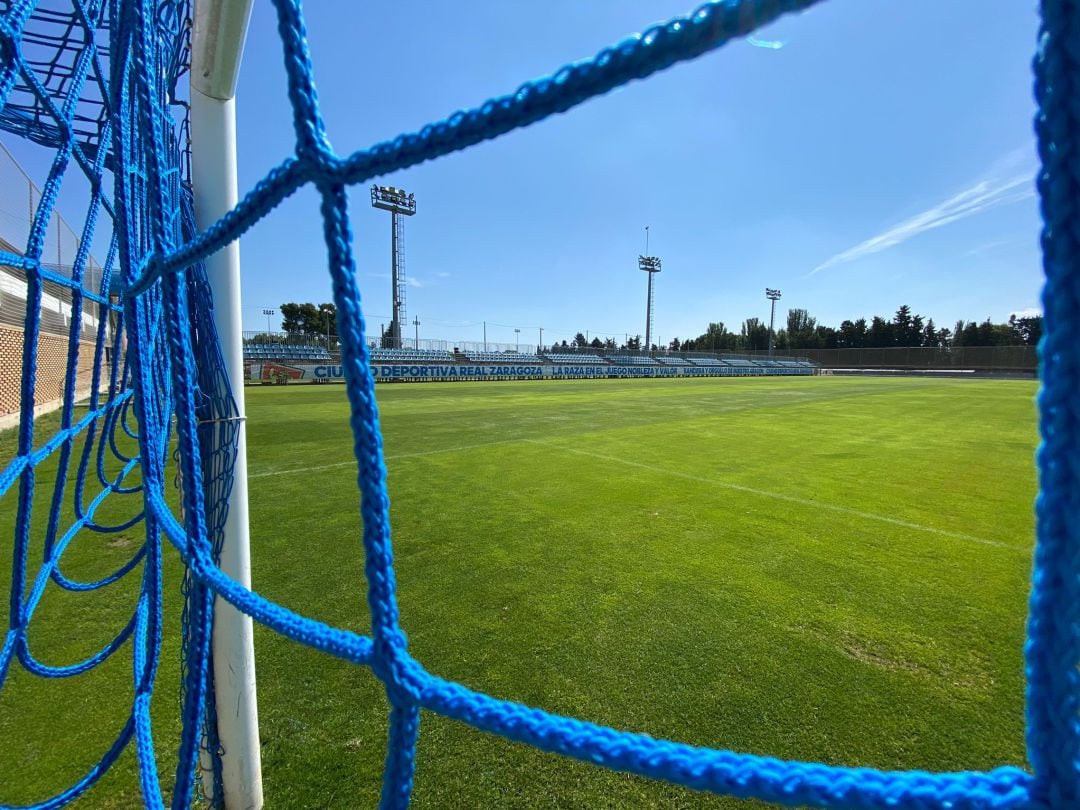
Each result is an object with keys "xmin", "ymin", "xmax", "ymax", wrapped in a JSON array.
[
  {"xmin": 766, "ymin": 288, "xmax": 782, "ymax": 357},
  {"xmin": 639, "ymin": 227, "xmax": 661, "ymax": 353},
  {"xmin": 371, "ymin": 185, "xmax": 416, "ymax": 347}
]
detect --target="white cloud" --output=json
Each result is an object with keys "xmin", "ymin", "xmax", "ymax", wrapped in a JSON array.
[
  {"xmin": 809, "ymin": 156, "xmax": 1036, "ymax": 276},
  {"xmin": 406, "ymin": 276, "xmax": 424, "ymax": 288},
  {"xmin": 436, "ymin": 271, "xmax": 451, "ymax": 278}
]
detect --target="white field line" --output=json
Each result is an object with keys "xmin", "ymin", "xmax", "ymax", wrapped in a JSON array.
[
  {"xmin": 524, "ymin": 439, "xmax": 1022, "ymax": 552},
  {"xmin": 249, "ymin": 438, "xmax": 522, "ymax": 479}
]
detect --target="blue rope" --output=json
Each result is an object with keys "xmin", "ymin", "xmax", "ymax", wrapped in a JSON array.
[{"xmin": 0, "ymin": 0, "xmax": 1076, "ymax": 808}]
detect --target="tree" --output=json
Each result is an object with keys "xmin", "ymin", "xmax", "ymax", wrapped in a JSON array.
[
  {"xmin": 785, "ymin": 308, "xmax": 817, "ymax": 348},
  {"xmin": 280, "ymin": 302, "xmax": 338, "ymax": 338},
  {"xmin": 589, "ymin": 337, "xmax": 603, "ymax": 349},
  {"xmin": 669, "ymin": 337, "xmax": 682, "ymax": 352},
  {"xmin": 814, "ymin": 325, "xmax": 838, "ymax": 349},
  {"xmin": 1009, "ymin": 314, "xmax": 1043, "ymax": 345},
  {"xmin": 953, "ymin": 320, "xmax": 967, "ymax": 346},
  {"xmin": 837, "ymin": 318, "xmax": 868, "ymax": 348},
  {"xmin": 922, "ymin": 318, "xmax": 939, "ymax": 348},
  {"xmin": 892, "ymin": 305, "xmax": 913, "ymax": 346},
  {"xmin": 892, "ymin": 305, "xmax": 926, "ymax": 347},
  {"xmin": 573, "ymin": 332, "xmax": 588, "ymax": 348},
  {"xmin": 961, "ymin": 320, "xmax": 980, "ymax": 346},
  {"xmin": 380, "ymin": 320, "xmax": 401, "ymax": 348},
  {"xmin": 740, "ymin": 318, "xmax": 769, "ymax": 351},
  {"xmin": 868, "ymin": 316, "xmax": 893, "ymax": 348}
]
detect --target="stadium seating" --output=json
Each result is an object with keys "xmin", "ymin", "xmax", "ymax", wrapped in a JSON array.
[
  {"xmin": 608, "ymin": 355, "xmax": 660, "ymax": 366},
  {"xmin": 243, "ymin": 343, "xmax": 332, "ymax": 362},
  {"xmin": 656, "ymin": 356, "xmax": 692, "ymax": 366},
  {"xmin": 687, "ymin": 357, "xmax": 725, "ymax": 366},
  {"xmin": 543, "ymin": 353, "xmax": 608, "ymax": 365},
  {"xmin": 462, "ymin": 351, "xmax": 542, "ymax": 364},
  {"xmin": 369, "ymin": 348, "xmax": 454, "ymax": 363}
]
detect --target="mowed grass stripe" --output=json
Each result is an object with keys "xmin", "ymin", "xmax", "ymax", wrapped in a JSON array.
[
  {"xmin": 249, "ymin": 438, "xmax": 525, "ymax": 478},
  {"xmin": 524, "ymin": 438, "xmax": 1016, "ymax": 550}
]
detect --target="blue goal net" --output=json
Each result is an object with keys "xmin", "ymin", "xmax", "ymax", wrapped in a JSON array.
[{"xmin": 0, "ymin": 0, "xmax": 1077, "ymax": 808}]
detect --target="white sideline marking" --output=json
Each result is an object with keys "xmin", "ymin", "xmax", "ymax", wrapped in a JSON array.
[
  {"xmin": 249, "ymin": 438, "xmax": 521, "ymax": 478},
  {"xmin": 525, "ymin": 440, "xmax": 1021, "ymax": 551}
]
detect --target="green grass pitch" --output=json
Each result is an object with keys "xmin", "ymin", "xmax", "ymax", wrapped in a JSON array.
[{"xmin": 0, "ymin": 376, "xmax": 1039, "ymax": 807}]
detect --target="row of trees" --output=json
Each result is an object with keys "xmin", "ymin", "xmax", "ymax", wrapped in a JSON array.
[
  {"xmin": 672, "ymin": 306, "xmax": 1043, "ymax": 353},
  {"xmin": 272, "ymin": 301, "xmax": 1042, "ymax": 354}
]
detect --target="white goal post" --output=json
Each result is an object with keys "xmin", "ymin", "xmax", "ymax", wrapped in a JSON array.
[{"xmin": 190, "ymin": 1, "xmax": 262, "ymax": 808}]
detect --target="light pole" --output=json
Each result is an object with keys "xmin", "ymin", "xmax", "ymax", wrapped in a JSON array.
[
  {"xmin": 539, "ymin": 326, "xmax": 543, "ymax": 352},
  {"xmin": 371, "ymin": 186, "xmax": 417, "ymax": 348},
  {"xmin": 639, "ymin": 226, "xmax": 662, "ymax": 355},
  {"xmin": 262, "ymin": 308, "xmax": 275, "ymax": 339},
  {"xmin": 514, "ymin": 328, "xmax": 520, "ymax": 352},
  {"xmin": 320, "ymin": 304, "xmax": 332, "ymax": 351},
  {"xmin": 413, "ymin": 317, "xmax": 420, "ymax": 349},
  {"xmin": 766, "ymin": 288, "xmax": 782, "ymax": 357}
]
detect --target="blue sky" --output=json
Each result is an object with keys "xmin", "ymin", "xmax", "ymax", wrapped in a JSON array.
[{"xmin": 232, "ymin": 0, "xmax": 1041, "ymax": 347}]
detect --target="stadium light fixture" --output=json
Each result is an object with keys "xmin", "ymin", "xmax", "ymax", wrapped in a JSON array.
[
  {"xmin": 262, "ymin": 308, "xmax": 275, "ymax": 337},
  {"xmin": 766, "ymin": 289, "xmax": 782, "ymax": 357}
]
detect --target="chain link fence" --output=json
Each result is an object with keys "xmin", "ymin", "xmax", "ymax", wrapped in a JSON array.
[
  {"xmin": 742, "ymin": 345, "xmax": 1037, "ymax": 371},
  {"xmin": 1, "ymin": 140, "xmax": 111, "ymax": 424},
  {"xmin": 0, "ymin": 141, "xmax": 107, "ymax": 340}
]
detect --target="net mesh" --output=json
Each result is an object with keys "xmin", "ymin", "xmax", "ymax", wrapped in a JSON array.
[{"xmin": 1, "ymin": 0, "xmax": 1077, "ymax": 808}]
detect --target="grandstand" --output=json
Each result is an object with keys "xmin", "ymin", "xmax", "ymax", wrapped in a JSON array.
[
  {"xmin": 461, "ymin": 350, "xmax": 543, "ymax": 364},
  {"xmin": 243, "ymin": 343, "xmax": 332, "ymax": 362},
  {"xmin": 369, "ymin": 347, "xmax": 454, "ymax": 363},
  {"xmin": 608, "ymin": 355, "xmax": 662, "ymax": 366},
  {"xmin": 241, "ymin": 343, "xmax": 821, "ymax": 382},
  {"xmin": 543, "ymin": 352, "xmax": 608, "ymax": 364}
]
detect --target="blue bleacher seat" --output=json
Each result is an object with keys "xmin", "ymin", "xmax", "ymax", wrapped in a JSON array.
[{"xmin": 543, "ymin": 353, "xmax": 608, "ymax": 365}]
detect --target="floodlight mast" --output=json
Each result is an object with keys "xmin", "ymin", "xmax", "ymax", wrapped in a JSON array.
[
  {"xmin": 639, "ymin": 226, "xmax": 662, "ymax": 353},
  {"xmin": 191, "ymin": 0, "xmax": 263, "ymax": 808},
  {"xmin": 371, "ymin": 186, "xmax": 416, "ymax": 347},
  {"xmin": 639, "ymin": 255, "xmax": 662, "ymax": 353},
  {"xmin": 766, "ymin": 288, "xmax": 782, "ymax": 357}
]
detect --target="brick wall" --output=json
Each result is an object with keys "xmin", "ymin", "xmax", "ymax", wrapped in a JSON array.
[{"xmin": 0, "ymin": 324, "xmax": 101, "ymax": 428}]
